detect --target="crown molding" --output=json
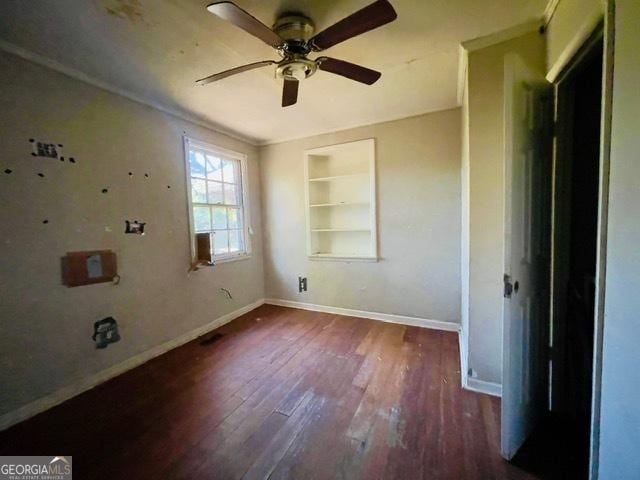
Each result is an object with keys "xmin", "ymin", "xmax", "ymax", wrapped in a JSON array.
[
  {"xmin": 0, "ymin": 40, "xmax": 260, "ymax": 146},
  {"xmin": 456, "ymin": 44, "xmax": 468, "ymax": 106},
  {"xmin": 258, "ymin": 105, "xmax": 461, "ymax": 146},
  {"xmin": 461, "ymin": 18, "xmax": 543, "ymax": 53},
  {"xmin": 543, "ymin": 0, "xmax": 562, "ymax": 26}
]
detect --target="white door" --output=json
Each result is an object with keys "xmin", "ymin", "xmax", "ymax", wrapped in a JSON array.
[{"xmin": 501, "ymin": 53, "xmax": 553, "ymax": 460}]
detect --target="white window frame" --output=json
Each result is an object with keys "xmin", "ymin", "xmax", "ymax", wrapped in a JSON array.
[{"xmin": 183, "ymin": 137, "xmax": 251, "ymax": 264}]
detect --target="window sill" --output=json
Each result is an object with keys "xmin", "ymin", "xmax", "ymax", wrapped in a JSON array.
[{"xmin": 212, "ymin": 254, "xmax": 252, "ymax": 265}]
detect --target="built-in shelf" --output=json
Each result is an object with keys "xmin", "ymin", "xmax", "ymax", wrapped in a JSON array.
[
  {"xmin": 310, "ymin": 201, "xmax": 369, "ymax": 208},
  {"xmin": 308, "ymin": 173, "xmax": 368, "ymax": 182},
  {"xmin": 304, "ymin": 139, "xmax": 377, "ymax": 262},
  {"xmin": 310, "ymin": 253, "xmax": 378, "ymax": 262},
  {"xmin": 311, "ymin": 228, "xmax": 371, "ymax": 232}
]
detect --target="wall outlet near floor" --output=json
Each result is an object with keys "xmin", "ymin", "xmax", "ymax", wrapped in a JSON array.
[{"xmin": 298, "ymin": 276, "xmax": 307, "ymax": 292}]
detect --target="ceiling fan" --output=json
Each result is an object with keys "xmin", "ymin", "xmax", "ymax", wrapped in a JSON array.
[{"xmin": 196, "ymin": 0, "xmax": 398, "ymax": 107}]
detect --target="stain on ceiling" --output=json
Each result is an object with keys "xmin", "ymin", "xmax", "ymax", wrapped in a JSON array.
[{"xmin": 0, "ymin": 0, "xmax": 548, "ymax": 144}]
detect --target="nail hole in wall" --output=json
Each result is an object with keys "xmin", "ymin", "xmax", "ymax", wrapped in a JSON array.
[
  {"xmin": 37, "ymin": 173, "xmax": 45, "ymax": 178},
  {"xmin": 4, "ymin": 169, "xmax": 12, "ymax": 174},
  {"xmin": 43, "ymin": 219, "xmax": 49, "ymax": 224},
  {"xmin": 102, "ymin": 188, "xmax": 109, "ymax": 194}
]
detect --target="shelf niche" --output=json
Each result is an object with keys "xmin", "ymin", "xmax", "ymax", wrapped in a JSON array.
[{"xmin": 304, "ymin": 138, "xmax": 377, "ymax": 261}]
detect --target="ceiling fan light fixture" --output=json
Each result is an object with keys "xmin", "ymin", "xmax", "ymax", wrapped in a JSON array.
[{"xmin": 276, "ymin": 58, "xmax": 317, "ymax": 82}]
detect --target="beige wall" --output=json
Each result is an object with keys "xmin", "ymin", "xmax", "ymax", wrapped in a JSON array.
[
  {"xmin": 0, "ymin": 51, "xmax": 264, "ymax": 419},
  {"xmin": 598, "ymin": 0, "xmax": 640, "ymax": 476},
  {"xmin": 465, "ymin": 30, "xmax": 546, "ymax": 384},
  {"xmin": 546, "ymin": 0, "xmax": 603, "ymax": 81},
  {"xmin": 260, "ymin": 110, "xmax": 462, "ymax": 323}
]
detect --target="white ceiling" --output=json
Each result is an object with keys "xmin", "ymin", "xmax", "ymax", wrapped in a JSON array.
[{"xmin": 0, "ymin": 0, "xmax": 548, "ymax": 144}]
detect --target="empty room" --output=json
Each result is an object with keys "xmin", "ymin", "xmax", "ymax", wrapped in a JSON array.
[{"xmin": 0, "ymin": 0, "xmax": 638, "ymax": 479}]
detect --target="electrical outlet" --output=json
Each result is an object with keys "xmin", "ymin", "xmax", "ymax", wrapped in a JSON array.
[{"xmin": 298, "ymin": 276, "xmax": 307, "ymax": 292}]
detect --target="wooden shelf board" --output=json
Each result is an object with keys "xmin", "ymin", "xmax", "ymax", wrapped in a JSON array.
[
  {"xmin": 309, "ymin": 201, "xmax": 369, "ymax": 208},
  {"xmin": 308, "ymin": 173, "xmax": 368, "ymax": 182},
  {"xmin": 309, "ymin": 253, "xmax": 378, "ymax": 262},
  {"xmin": 311, "ymin": 228, "xmax": 371, "ymax": 232}
]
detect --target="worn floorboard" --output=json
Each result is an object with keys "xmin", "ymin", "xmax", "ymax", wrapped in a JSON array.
[{"xmin": 0, "ymin": 304, "xmax": 541, "ymax": 479}]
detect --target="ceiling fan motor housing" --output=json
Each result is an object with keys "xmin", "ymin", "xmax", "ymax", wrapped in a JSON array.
[
  {"xmin": 273, "ymin": 14, "xmax": 315, "ymax": 42},
  {"xmin": 272, "ymin": 13, "xmax": 318, "ymax": 81}
]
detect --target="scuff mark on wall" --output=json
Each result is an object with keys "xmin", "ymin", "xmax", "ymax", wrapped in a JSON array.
[{"xmin": 105, "ymin": 0, "xmax": 146, "ymax": 24}]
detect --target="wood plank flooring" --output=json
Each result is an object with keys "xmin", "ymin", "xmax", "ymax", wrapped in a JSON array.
[{"xmin": 0, "ymin": 305, "xmax": 540, "ymax": 479}]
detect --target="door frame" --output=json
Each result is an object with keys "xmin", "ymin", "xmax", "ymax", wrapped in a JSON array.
[{"xmin": 547, "ymin": 4, "xmax": 615, "ymax": 479}]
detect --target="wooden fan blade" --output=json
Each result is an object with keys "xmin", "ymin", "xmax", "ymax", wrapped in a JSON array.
[
  {"xmin": 282, "ymin": 79, "xmax": 299, "ymax": 107},
  {"xmin": 309, "ymin": 0, "xmax": 397, "ymax": 52},
  {"xmin": 317, "ymin": 57, "xmax": 381, "ymax": 85},
  {"xmin": 196, "ymin": 60, "xmax": 277, "ymax": 86},
  {"xmin": 207, "ymin": 2, "xmax": 283, "ymax": 48}
]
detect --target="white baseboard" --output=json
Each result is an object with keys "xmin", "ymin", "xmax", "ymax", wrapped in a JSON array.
[
  {"xmin": 458, "ymin": 330, "xmax": 468, "ymax": 389},
  {"xmin": 463, "ymin": 376, "xmax": 502, "ymax": 397},
  {"xmin": 0, "ymin": 298, "xmax": 265, "ymax": 432},
  {"xmin": 264, "ymin": 298, "xmax": 460, "ymax": 332}
]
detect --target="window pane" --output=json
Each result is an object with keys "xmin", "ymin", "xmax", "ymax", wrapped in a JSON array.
[
  {"xmin": 214, "ymin": 230, "xmax": 229, "ymax": 255},
  {"xmin": 193, "ymin": 206, "xmax": 211, "ymax": 232},
  {"xmin": 206, "ymin": 155, "xmax": 222, "ymax": 181},
  {"xmin": 212, "ymin": 206, "xmax": 227, "ymax": 229},
  {"xmin": 191, "ymin": 178, "xmax": 207, "ymax": 203},
  {"xmin": 227, "ymin": 208, "xmax": 241, "ymax": 229},
  {"xmin": 207, "ymin": 181, "xmax": 223, "ymax": 204},
  {"xmin": 224, "ymin": 183, "xmax": 237, "ymax": 205},
  {"xmin": 189, "ymin": 151, "xmax": 206, "ymax": 178},
  {"xmin": 229, "ymin": 229, "xmax": 244, "ymax": 253},
  {"xmin": 222, "ymin": 159, "xmax": 236, "ymax": 183}
]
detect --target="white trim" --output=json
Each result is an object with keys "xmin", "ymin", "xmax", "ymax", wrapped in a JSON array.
[
  {"xmin": 0, "ymin": 299, "xmax": 265, "ymax": 432},
  {"xmin": 0, "ymin": 40, "xmax": 259, "ymax": 146},
  {"xmin": 259, "ymin": 107, "xmax": 461, "ymax": 146},
  {"xmin": 543, "ymin": 0, "xmax": 562, "ymax": 26},
  {"xmin": 183, "ymin": 137, "xmax": 252, "ymax": 264},
  {"xmin": 308, "ymin": 254, "xmax": 378, "ymax": 263},
  {"xmin": 456, "ymin": 45, "xmax": 468, "ymax": 106},
  {"xmin": 461, "ymin": 19, "xmax": 543, "ymax": 53},
  {"xmin": 464, "ymin": 377, "xmax": 503, "ymax": 397},
  {"xmin": 458, "ymin": 328, "xmax": 469, "ymax": 388},
  {"xmin": 545, "ymin": 9, "xmax": 603, "ymax": 83},
  {"xmin": 264, "ymin": 298, "xmax": 460, "ymax": 332}
]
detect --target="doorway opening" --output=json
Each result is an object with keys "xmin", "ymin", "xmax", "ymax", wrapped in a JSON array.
[
  {"xmin": 549, "ymin": 33, "xmax": 603, "ymax": 479},
  {"xmin": 510, "ymin": 31, "xmax": 604, "ymax": 479}
]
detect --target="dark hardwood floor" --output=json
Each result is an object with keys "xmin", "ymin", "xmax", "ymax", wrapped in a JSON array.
[{"xmin": 0, "ymin": 305, "xmax": 540, "ymax": 479}]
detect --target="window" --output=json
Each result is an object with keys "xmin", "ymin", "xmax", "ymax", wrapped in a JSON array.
[{"xmin": 185, "ymin": 138, "xmax": 250, "ymax": 262}]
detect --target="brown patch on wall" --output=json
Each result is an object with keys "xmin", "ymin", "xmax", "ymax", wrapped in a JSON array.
[{"xmin": 105, "ymin": 0, "xmax": 146, "ymax": 24}]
